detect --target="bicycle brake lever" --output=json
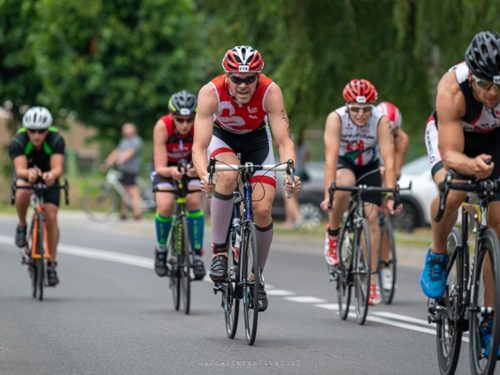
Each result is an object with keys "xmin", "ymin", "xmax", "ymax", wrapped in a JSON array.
[
  {"xmin": 327, "ymin": 182, "xmax": 335, "ymax": 210},
  {"xmin": 285, "ymin": 159, "xmax": 296, "ymax": 199}
]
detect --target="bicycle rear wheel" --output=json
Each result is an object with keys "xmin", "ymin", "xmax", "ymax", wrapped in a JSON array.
[
  {"xmin": 180, "ymin": 217, "xmax": 191, "ymax": 315},
  {"xmin": 224, "ymin": 226, "xmax": 240, "ymax": 339},
  {"xmin": 241, "ymin": 222, "xmax": 259, "ymax": 346},
  {"xmin": 469, "ymin": 228, "xmax": 500, "ymax": 375},
  {"xmin": 337, "ymin": 221, "xmax": 353, "ymax": 320},
  {"xmin": 81, "ymin": 181, "xmax": 119, "ymax": 222},
  {"xmin": 354, "ymin": 218, "xmax": 371, "ymax": 325},
  {"xmin": 378, "ymin": 216, "xmax": 397, "ymax": 304},
  {"xmin": 436, "ymin": 227, "xmax": 464, "ymax": 375}
]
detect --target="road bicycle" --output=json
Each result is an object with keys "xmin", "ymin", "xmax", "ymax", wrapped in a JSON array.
[
  {"xmin": 377, "ymin": 207, "xmax": 397, "ymax": 304},
  {"xmin": 429, "ymin": 171, "xmax": 500, "ymax": 375},
  {"xmin": 328, "ymin": 182, "xmax": 405, "ymax": 325},
  {"xmin": 11, "ymin": 179, "xmax": 69, "ymax": 301},
  {"xmin": 81, "ymin": 167, "xmax": 155, "ymax": 221},
  {"xmin": 209, "ymin": 158, "xmax": 295, "ymax": 346},
  {"xmin": 154, "ymin": 161, "xmax": 201, "ymax": 315}
]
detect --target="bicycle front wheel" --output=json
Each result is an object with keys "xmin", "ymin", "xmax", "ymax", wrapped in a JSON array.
[
  {"xmin": 169, "ymin": 221, "xmax": 181, "ymax": 311},
  {"xmin": 241, "ymin": 222, "xmax": 259, "ymax": 346},
  {"xmin": 81, "ymin": 181, "xmax": 119, "ymax": 222},
  {"xmin": 224, "ymin": 226, "xmax": 240, "ymax": 339},
  {"xmin": 469, "ymin": 228, "xmax": 500, "ymax": 375},
  {"xmin": 36, "ymin": 214, "xmax": 45, "ymax": 301},
  {"xmin": 354, "ymin": 218, "xmax": 371, "ymax": 325},
  {"xmin": 180, "ymin": 217, "xmax": 191, "ymax": 315},
  {"xmin": 436, "ymin": 227, "xmax": 464, "ymax": 375},
  {"xmin": 378, "ymin": 217, "xmax": 397, "ymax": 304},
  {"xmin": 337, "ymin": 221, "xmax": 353, "ymax": 320}
]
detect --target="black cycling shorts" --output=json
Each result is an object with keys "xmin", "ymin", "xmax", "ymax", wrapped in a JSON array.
[
  {"xmin": 464, "ymin": 128, "xmax": 500, "ymax": 201},
  {"xmin": 119, "ymin": 172, "xmax": 138, "ymax": 187},
  {"xmin": 17, "ymin": 179, "xmax": 61, "ymax": 207},
  {"xmin": 337, "ymin": 157, "xmax": 382, "ymax": 205}
]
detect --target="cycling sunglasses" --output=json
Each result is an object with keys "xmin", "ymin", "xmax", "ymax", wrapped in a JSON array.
[
  {"xmin": 348, "ymin": 105, "xmax": 373, "ymax": 114},
  {"xmin": 173, "ymin": 116, "xmax": 195, "ymax": 124},
  {"xmin": 27, "ymin": 129, "xmax": 48, "ymax": 134},
  {"xmin": 228, "ymin": 74, "xmax": 259, "ymax": 85},
  {"xmin": 472, "ymin": 75, "xmax": 500, "ymax": 91}
]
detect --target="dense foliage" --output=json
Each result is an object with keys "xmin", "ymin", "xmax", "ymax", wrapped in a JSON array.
[{"xmin": 1, "ymin": 0, "xmax": 500, "ymax": 153}]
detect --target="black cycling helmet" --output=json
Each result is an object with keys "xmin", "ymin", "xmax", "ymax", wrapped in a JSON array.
[
  {"xmin": 465, "ymin": 31, "xmax": 500, "ymax": 82},
  {"xmin": 168, "ymin": 90, "xmax": 197, "ymax": 116}
]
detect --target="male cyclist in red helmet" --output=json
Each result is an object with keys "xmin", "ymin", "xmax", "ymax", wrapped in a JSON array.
[
  {"xmin": 321, "ymin": 79, "xmax": 400, "ymax": 305},
  {"xmin": 192, "ymin": 45, "xmax": 301, "ymax": 312},
  {"xmin": 377, "ymin": 101, "xmax": 409, "ymax": 179}
]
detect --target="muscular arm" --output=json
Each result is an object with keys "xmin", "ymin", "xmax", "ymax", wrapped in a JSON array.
[
  {"xmin": 323, "ymin": 111, "xmax": 341, "ymax": 197},
  {"xmin": 192, "ymin": 83, "xmax": 217, "ymax": 178},
  {"xmin": 394, "ymin": 128, "xmax": 409, "ymax": 179},
  {"xmin": 49, "ymin": 154, "xmax": 64, "ymax": 178},
  {"xmin": 13, "ymin": 156, "xmax": 30, "ymax": 180},
  {"xmin": 436, "ymin": 71, "xmax": 487, "ymax": 176},
  {"xmin": 153, "ymin": 119, "xmax": 172, "ymax": 178},
  {"xmin": 265, "ymin": 84, "xmax": 296, "ymax": 164},
  {"xmin": 378, "ymin": 117, "xmax": 396, "ymax": 189}
]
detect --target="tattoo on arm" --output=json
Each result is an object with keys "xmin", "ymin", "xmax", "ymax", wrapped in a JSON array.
[{"xmin": 281, "ymin": 108, "xmax": 289, "ymax": 124}]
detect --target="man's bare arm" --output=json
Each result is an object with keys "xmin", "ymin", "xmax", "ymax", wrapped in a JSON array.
[{"xmin": 192, "ymin": 83, "xmax": 217, "ymax": 179}]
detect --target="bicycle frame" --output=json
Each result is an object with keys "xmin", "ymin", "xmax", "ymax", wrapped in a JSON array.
[{"xmin": 104, "ymin": 168, "xmax": 155, "ymax": 211}]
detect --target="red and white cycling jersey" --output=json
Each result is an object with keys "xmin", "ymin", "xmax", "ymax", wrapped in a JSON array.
[
  {"xmin": 160, "ymin": 114, "xmax": 194, "ymax": 165},
  {"xmin": 335, "ymin": 106, "xmax": 384, "ymax": 167},
  {"xmin": 209, "ymin": 74, "xmax": 275, "ymax": 134}
]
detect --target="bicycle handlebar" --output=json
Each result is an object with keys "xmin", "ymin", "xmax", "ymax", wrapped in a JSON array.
[
  {"xmin": 11, "ymin": 178, "xmax": 70, "ymax": 206},
  {"xmin": 206, "ymin": 158, "xmax": 296, "ymax": 198},
  {"xmin": 327, "ymin": 181, "xmax": 411, "ymax": 210},
  {"xmin": 153, "ymin": 186, "xmax": 201, "ymax": 195},
  {"xmin": 434, "ymin": 171, "xmax": 500, "ymax": 222}
]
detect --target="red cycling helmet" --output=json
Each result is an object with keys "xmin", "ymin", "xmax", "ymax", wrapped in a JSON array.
[
  {"xmin": 342, "ymin": 79, "xmax": 378, "ymax": 104},
  {"xmin": 377, "ymin": 101, "xmax": 402, "ymax": 129},
  {"xmin": 222, "ymin": 45, "xmax": 264, "ymax": 73}
]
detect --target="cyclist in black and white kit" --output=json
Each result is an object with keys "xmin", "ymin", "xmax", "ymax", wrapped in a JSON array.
[{"xmin": 420, "ymin": 30, "xmax": 500, "ymax": 358}]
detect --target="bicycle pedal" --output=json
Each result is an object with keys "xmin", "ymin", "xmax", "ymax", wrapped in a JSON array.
[{"xmin": 213, "ymin": 283, "xmax": 226, "ymax": 294}]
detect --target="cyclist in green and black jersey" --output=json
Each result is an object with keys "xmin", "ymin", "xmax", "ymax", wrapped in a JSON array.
[{"xmin": 8, "ymin": 106, "xmax": 66, "ymax": 286}]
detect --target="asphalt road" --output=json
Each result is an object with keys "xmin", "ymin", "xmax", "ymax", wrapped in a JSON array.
[{"xmin": 0, "ymin": 213, "xmax": 481, "ymax": 375}]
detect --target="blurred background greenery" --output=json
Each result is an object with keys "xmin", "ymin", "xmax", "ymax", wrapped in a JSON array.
[{"xmin": 1, "ymin": 0, "xmax": 499, "ymax": 203}]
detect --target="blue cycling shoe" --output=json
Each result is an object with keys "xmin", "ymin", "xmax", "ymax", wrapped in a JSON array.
[
  {"xmin": 480, "ymin": 319, "xmax": 500, "ymax": 358},
  {"xmin": 420, "ymin": 248, "xmax": 448, "ymax": 298}
]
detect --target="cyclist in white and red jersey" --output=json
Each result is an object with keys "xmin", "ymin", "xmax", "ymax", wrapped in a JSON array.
[
  {"xmin": 192, "ymin": 45, "xmax": 301, "ymax": 312},
  {"xmin": 377, "ymin": 101, "xmax": 409, "ymax": 179},
  {"xmin": 321, "ymin": 79, "xmax": 400, "ymax": 305},
  {"xmin": 151, "ymin": 91, "xmax": 206, "ymax": 280},
  {"xmin": 420, "ymin": 32, "xmax": 500, "ymax": 313}
]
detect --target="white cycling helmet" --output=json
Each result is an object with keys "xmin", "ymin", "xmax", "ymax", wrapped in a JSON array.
[{"xmin": 22, "ymin": 106, "xmax": 53, "ymax": 130}]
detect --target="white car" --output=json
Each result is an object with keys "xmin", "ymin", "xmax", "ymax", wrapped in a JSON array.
[{"xmin": 393, "ymin": 156, "xmax": 436, "ymax": 231}]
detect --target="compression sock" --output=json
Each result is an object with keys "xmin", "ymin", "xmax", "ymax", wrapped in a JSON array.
[
  {"xmin": 155, "ymin": 213, "xmax": 172, "ymax": 251},
  {"xmin": 187, "ymin": 209, "xmax": 204, "ymax": 256},
  {"xmin": 211, "ymin": 191, "xmax": 233, "ymax": 245},
  {"xmin": 256, "ymin": 222, "xmax": 274, "ymax": 272}
]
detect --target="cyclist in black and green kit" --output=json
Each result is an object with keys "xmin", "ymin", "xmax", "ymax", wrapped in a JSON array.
[{"xmin": 8, "ymin": 106, "xmax": 66, "ymax": 286}]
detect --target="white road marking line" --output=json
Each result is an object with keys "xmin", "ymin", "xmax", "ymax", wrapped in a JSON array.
[
  {"xmin": 372, "ymin": 311, "xmax": 431, "ymax": 327},
  {"xmin": 0, "ymin": 234, "xmax": 469, "ymax": 341},
  {"xmin": 315, "ymin": 303, "xmax": 339, "ymax": 310},
  {"xmin": 267, "ymin": 289, "xmax": 296, "ymax": 297},
  {"xmin": 284, "ymin": 296, "xmax": 327, "ymax": 303},
  {"xmin": 0, "ymin": 234, "xmax": 153, "ymax": 269}
]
